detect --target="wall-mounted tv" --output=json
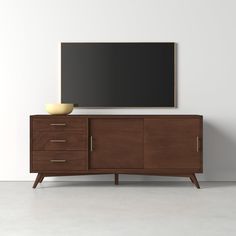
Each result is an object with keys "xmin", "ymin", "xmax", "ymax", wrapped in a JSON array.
[{"xmin": 61, "ymin": 42, "xmax": 176, "ymax": 107}]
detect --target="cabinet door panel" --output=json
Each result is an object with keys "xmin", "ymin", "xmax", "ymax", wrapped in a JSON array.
[
  {"xmin": 90, "ymin": 119, "xmax": 143, "ymax": 169},
  {"xmin": 144, "ymin": 118, "xmax": 202, "ymax": 169}
]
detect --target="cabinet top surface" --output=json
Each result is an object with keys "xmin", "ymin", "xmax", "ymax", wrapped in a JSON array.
[{"xmin": 31, "ymin": 114, "xmax": 203, "ymax": 118}]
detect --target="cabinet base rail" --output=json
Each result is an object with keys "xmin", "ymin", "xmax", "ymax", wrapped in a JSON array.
[{"xmin": 32, "ymin": 173, "xmax": 200, "ymax": 189}]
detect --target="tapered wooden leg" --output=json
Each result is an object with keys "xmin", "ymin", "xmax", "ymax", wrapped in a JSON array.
[
  {"xmin": 114, "ymin": 174, "xmax": 119, "ymax": 185},
  {"xmin": 33, "ymin": 174, "xmax": 42, "ymax": 189},
  {"xmin": 190, "ymin": 177, "xmax": 194, "ymax": 183},
  {"xmin": 190, "ymin": 174, "xmax": 200, "ymax": 189},
  {"xmin": 39, "ymin": 175, "xmax": 44, "ymax": 183}
]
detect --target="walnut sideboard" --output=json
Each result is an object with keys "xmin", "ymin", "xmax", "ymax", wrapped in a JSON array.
[{"xmin": 30, "ymin": 115, "xmax": 203, "ymax": 188}]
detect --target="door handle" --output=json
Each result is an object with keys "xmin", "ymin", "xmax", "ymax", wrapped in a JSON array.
[
  {"xmin": 90, "ymin": 136, "xmax": 93, "ymax": 152},
  {"xmin": 196, "ymin": 136, "xmax": 200, "ymax": 152}
]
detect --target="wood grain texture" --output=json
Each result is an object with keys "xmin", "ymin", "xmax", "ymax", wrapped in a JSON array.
[
  {"xmin": 144, "ymin": 118, "xmax": 202, "ymax": 170},
  {"xmin": 89, "ymin": 119, "xmax": 143, "ymax": 169},
  {"xmin": 33, "ymin": 117, "xmax": 87, "ymax": 132},
  {"xmin": 30, "ymin": 168, "xmax": 201, "ymax": 174},
  {"xmin": 33, "ymin": 131, "xmax": 87, "ymax": 151},
  {"xmin": 32, "ymin": 151, "xmax": 87, "ymax": 171},
  {"xmin": 30, "ymin": 115, "xmax": 203, "ymax": 188}
]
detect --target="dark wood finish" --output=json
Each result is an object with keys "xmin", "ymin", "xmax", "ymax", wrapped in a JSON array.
[
  {"xmin": 39, "ymin": 175, "xmax": 44, "ymax": 183},
  {"xmin": 30, "ymin": 116, "xmax": 33, "ymax": 175},
  {"xmin": 115, "ymin": 174, "xmax": 119, "ymax": 185},
  {"xmin": 89, "ymin": 119, "xmax": 143, "ymax": 169},
  {"xmin": 32, "ymin": 115, "xmax": 201, "ymax": 119},
  {"xmin": 32, "ymin": 151, "xmax": 87, "ymax": 171},
  {"xmin": 144, "ymin": 118, "xmax": 202, "ymax": 170},
  {"xmin": 30, "ymin": 115, "xmax": 203, "ymax": 188},
  {"xmin": 34, "ymin": 172, "xmax": 197, "ymax": 177},
  {"xmin": 190, "ymin": 174, "xmax": 200, "ymax": 189},
  {"xmin": 32, "ymin": 173, "xmax": 43, "ymax": 188},
  {"xmin": 33, "ymin": 131, "xmax": 87, "ymax": 151},
  {"xmin": 33, "ymin": 117, "xmax": 87, "ymax": 132},
  {"xmin": 31, "ymin": 168, "xmax": 201, "ymax": 174}
]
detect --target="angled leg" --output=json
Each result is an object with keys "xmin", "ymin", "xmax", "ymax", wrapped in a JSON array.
[
  {"xmin": 190, "ymin": 174, "xmax": 200, "ymax": 189},
  {"xmin": 190, "ymin": 177, "xmax": 194, "ymax": 183},
  {"xmin": 33, "ymin": 173, "xmax": 42, "ymax": 189},
  {"xmin": 114, "ymin": 174, "xmax": 119, "ymax": 185},
  {"xmin": 39, "ymin": 175, "xmax": 44, "ymax": 183}
]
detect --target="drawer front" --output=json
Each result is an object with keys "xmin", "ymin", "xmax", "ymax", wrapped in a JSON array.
[
  {"xmin": 33, "ymin": 132, "xmax": 87, "ymax": 150},
  {"xmin": 32, "ymin": 151, "xmax": 87, "ymax": 171},
  {"xmin": 33, "ymin": 117, "xmax": 87, "ymax": 132}
]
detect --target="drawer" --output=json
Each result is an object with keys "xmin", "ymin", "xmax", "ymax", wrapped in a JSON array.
[
  {"xmin": 33, "ymin": 132, "xmax": 88, "ymax": 150},
  {"xmin": 33, "ymin": 117, "xmax": 87, "ymax": 132},
  {"xmin": 32, "ymin": 151, "xmax": 87, "ymax": 171}
]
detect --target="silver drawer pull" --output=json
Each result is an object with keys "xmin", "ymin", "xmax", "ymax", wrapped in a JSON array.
[
  {"xmin": 50, "ymin": 159, "xmax": 66, "ymax": 163},
  {"xmin": 50, "ymin": 123, "xmax": 66, "ymax": 126},
  {"xmin": 50, "ymin": 139, "xmax": 66, "ymax": 143}
]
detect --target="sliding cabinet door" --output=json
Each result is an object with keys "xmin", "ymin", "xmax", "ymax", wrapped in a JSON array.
[
  {"xmin": 90, "ymin": 119, "xmax": 143, "ymax": 169},
  {"xmin": 144, "ymin": 118, "xmax": 202, "ymax": 170}
]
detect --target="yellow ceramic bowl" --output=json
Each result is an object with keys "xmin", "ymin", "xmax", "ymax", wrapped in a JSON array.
[{"xmin": 45, "ymin": 103, "xmax": 74, "ymax": 115}]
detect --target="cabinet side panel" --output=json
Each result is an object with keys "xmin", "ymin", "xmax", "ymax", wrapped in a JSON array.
[{"xmin": 30, "ymin": 116, "xmax": 33, "ymax": 173}]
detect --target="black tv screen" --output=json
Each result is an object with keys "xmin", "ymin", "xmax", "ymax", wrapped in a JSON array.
[{"xmin": 61, "ymin": 43, "xmax": 175, "ymax": 107}]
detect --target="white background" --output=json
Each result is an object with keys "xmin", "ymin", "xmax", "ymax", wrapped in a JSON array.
[{"xmin": 0, "ymin": 0, "xmax": 236, "ymax": 181}]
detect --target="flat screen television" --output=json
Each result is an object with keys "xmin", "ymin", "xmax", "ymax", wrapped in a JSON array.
[{"xmin": 61, "ymin": 42, "xmax": 175, "ymax": 107}]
